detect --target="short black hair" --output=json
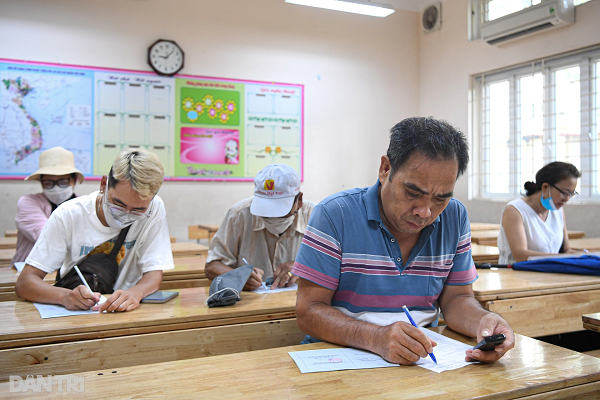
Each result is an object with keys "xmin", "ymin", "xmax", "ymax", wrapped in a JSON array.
[
  {"xmin": 523, "ymin": 162, "xmax": 581, "ymax": 196},
  {"xmin": 387, "ymin": 117, "xmax": 469, "ymax": 179}
]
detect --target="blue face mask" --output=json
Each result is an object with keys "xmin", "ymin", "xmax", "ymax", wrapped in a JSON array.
[{"xmin": 540, "ymin": 187, "xmax": 557, "ymax": 211}]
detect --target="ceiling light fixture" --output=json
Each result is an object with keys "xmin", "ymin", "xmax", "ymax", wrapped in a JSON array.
[{"xmin": 285, "ymin": 0, "xmax": 395, "ymax": 17}]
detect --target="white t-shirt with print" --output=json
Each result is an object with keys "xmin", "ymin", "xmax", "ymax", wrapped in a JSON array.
[{"xmin": 26, "ymin": 191, "xmax": 174, "ymax": 291}]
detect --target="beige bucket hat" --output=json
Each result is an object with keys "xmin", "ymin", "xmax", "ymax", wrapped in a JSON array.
[{"xmin": 25, "ymin": 147, "xmax": 85, "ymax": 183}]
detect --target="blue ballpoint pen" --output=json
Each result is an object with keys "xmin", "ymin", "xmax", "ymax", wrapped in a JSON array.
[{"xmin": 402, "ymin": 305, "xmax": 437, "ymax": 364}]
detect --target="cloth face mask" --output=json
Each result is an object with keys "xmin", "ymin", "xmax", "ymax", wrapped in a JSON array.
[
  {"xmin": 262, "ymin": 215, "xmax": 295, "ymax": 236},
  {"xmin": 43, "ymin": 185, "xmax": 73, "ymax": 205}
]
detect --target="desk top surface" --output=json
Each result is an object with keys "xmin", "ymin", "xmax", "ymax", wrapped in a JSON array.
[
  {"xmin": 196, "ymin": 223, "xmax": 220, "ymax": 231},
  {"xmin": 473, "ymin": 269, "xmax": 600, "ymax": 300},
  {"xmin": 5, "ymin": 328, "xmax": 598, "ymax": 400},
  {"xmin": 0, "ymin": 287, "xmax": 296, "ymax": 346},
  {"xmin": 471, "ymin": 229, "xmax": 585, "ymax": 241},
  {"xmin": 471, "ymin": 244, "xmax": 499, "ymax": 256},
  {"xmin": 583, "ymin": 313, "xmax": 600, "ymax": 326},
  {"xmin": 0, "ymin": 236, "xmax": 17, "ymax": 247},
  {"xmin": 470, "ymin": 222, "xmax": 501, "ymax": 231},
  {"xmin": 568, "ymin": 237, "xmax": 600, "ymax": 251},
  {"xmin": 0, "ymin": 248, "xmax": 15, "ymax": 262}
]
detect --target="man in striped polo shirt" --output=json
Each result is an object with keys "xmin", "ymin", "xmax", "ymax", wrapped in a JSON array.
[{"xmin": 293, "ymin": 117, "xmax": 515, "ymax": 365}]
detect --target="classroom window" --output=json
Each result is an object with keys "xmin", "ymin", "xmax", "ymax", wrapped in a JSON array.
[{"xmin": 472, "ymin": 47, "xmax": 600, "ymax": 201}]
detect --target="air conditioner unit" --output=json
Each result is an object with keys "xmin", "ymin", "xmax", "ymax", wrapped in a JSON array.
[{"xmin": 481, "ymin": 0, "xmax": 574, "ymax": 45}]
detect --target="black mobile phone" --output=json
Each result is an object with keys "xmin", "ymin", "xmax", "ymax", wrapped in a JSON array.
[
  {"xmin": 141, "ymin": 291, "xmax": 179, "ymax": 304},
  {"xmin": 473, "ymin": 334, "xmax": 506, "ymax": 351},
  {"xmin": 265, "ymin": 276, "xmax": 275, "ymax": 286}
]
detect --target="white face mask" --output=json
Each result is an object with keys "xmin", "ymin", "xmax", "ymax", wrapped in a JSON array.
[
  {"xmin": 262, "ymin": 215, "xmax": 295, "ymax": 236},
  {"xmin": 43, "ymin": 185, "xmax": 74, "ymax": 205},
  {"xmin": 100, "ymin": 191, "xmax": 137, "ymax": 229}
]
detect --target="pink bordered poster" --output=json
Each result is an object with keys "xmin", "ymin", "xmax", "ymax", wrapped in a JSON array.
[{"xmin": 0, "ymin": 58, "xmax": 304, "ymax": 181}]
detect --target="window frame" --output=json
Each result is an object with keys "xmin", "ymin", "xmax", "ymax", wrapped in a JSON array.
[{"xmin": 471, "ymin": 46, "xmax": 600, "ymax": 203}]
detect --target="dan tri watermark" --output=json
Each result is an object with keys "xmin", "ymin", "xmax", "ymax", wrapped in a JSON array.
[{"xmin": 9, "ymin": 375, "xmax": 84, "ymax": 393}]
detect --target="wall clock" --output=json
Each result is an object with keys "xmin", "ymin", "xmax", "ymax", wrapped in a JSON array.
[{"xmin": 148, "ymin": 39, "xmax": 184, "ymax": 76}]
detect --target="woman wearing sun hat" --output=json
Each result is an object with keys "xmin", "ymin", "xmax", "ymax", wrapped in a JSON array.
[{"xmin": 10, "ymin": 147, "xmax": 84, "ymax": 266}]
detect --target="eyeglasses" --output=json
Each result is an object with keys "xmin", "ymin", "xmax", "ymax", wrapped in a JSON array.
[
  {"xmin": 551, "ymin": 184, "xmax": 578, "ymax": 200},
  {"xmin": 104, "ymin": 195, "xmax": 150, "ymax": 220},
  {"xmin": 41, "ymin": 178, "xmax": 72, "ymax": 189}
]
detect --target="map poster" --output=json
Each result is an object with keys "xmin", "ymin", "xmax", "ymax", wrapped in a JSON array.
[
  {"xmin": 0, "ymin": 59, "xmax": 303, "ymax": 181},
  {"xmin": 0, "ymin": 61, "xmax": 93, "ymax": 177},
  {"xmin": 175, "ymin": 77, "xmax": 303, "ymax": 180}
]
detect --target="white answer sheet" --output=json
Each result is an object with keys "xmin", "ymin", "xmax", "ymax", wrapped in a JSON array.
[
  {"xmin": 253, "ymin": 282, "xmax": 297, "ymax": 294},
  {"xmin": 34, "ymin": 295, "xmax": 108, "ymax": 319},
  {"xmin": 289, "ymin": 328, "xmax": 476, "ymax": 374}
]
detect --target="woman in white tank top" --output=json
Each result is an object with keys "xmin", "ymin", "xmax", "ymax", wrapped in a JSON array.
[{"xmin": 498, "ymin": 162, "xmax": 581, "ymax": 264}]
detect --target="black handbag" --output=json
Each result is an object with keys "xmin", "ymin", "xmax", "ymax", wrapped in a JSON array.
[{"xmin": 54, "ymin": 226, "xmax": 131, "ymax": 294}]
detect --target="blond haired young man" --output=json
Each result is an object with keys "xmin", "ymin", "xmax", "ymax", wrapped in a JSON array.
[{"xmin": 16, "ymin": 149, "xmax": 174, "ymax": 313}]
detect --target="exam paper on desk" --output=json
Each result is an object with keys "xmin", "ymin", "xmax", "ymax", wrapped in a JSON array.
[
  {"xmin": 289, "ymin": 328, "xmax": 475, "ymax": 374},
  {"xmin": 252, "ymin": 282, "xmax": 297, "ymax": 294},
  {"xmin": 34, "ymin": 295, "xmax": 108, "ymax": 319}
]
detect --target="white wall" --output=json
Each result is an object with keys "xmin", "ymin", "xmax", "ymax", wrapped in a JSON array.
[
  {"xmin": 0, "ymin": 0, "xmax": 420, "ymax": 240},
  {"xmin": 418, "ymin": 0, "xmax": 600, "ymax": 235}
]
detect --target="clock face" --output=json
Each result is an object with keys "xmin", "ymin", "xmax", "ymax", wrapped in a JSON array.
[{"xmin": 148, "ymin": 40, "xmax": 184, "ymax": 76}]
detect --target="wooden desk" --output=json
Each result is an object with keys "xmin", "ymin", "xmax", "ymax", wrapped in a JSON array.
[
  {"xmin": 170, "ymin": 235, "xmax": 176, "ymax": 243},
  {"xmin": 583, "ymin": 313, "xmax": 600, "ymax": 333},
  {"xmin": 3, "ymin": 229, "xmax": 17, "ymax": 238},
  {"xmin": 569, "ymin": 237, "xmax": 600, "ymax": 251},
  {"xmin": 0, "ymin": 249, "xmax": 15, "ymax": 268},
  {"xmin": 0, "ymin": 237, "xmax": 17, "ymax": 250},
  {"xmin": 471, "ymin": 229, "xmax": 585, "ymax": 246},
  {"xmin": 473, "ymin": 269, "xmax": 600, "ymax": 337},
  {"xmin": 189, "ymin": 223, "xmax": 220, "ymax": 243},
  {"xmin": 471, "ymin": 244, "xmax": 499, "ymax": 263},
  {"xmin": 0, "ymin": 287, "xmax": 301, "ymax": 380},
  {"xmin": 0, "ymin": 257, "xmax": 208, "ymax": 301},
  {"xmin": 5, "ymin": 327, "xmax": 599, "ymax": 399},
  {"xmin": 0, "ymin": 244, "xmax": 205, "ymax": 267},
  {"xmin": 171, "ymin": 241, "xmax": 209, "ymax": 257},
  {"xmin": 470, "ymin": 222, "xmax": 500, "ymax": 231}
]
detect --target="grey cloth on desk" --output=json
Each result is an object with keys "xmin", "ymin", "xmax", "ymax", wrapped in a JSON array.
[{"xmin": 205, "ymin": 264, "xmax": 254, "ymax": 307}]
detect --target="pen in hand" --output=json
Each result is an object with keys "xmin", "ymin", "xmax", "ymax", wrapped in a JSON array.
[
  {"xmin": 402, "ymin": 305, "xmax": 437, "ymax": 364},
  {"xmin": 73, "ymin": 266, "xmax": 98, "ymax": 307}
]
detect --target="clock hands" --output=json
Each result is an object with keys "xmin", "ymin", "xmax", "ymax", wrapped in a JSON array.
[{"xmin": 159, "ymin": 49, "xmax": 175, "ymax": 59}]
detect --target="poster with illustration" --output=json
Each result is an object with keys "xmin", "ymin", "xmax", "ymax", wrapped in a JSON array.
[
  {"xmin": 175, "ymin": 77, "xmax": 303, "ymax": 180},
  {"xmin": 0, "ymin": 58, "xmax": 303, "ymax": 181}
]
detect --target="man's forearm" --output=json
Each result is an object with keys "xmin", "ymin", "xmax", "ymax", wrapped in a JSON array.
[
  {"xmin": 127, "ymin": 270, "xmax": 163, "ymax": 300},
  {"xmin": 205, "ymin": 260, "xmax": 234, "ymax": 280},
  {"xmin": 15, "ymin": 266, "xmax": 70, "ymax": 305},
  {"xmin": 297, "ymin": 301, "xmax": 384, "ymax": 354},
  {"xmin": 441, "ymin": 293, "xmax": 490, "ymax": 337}
]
